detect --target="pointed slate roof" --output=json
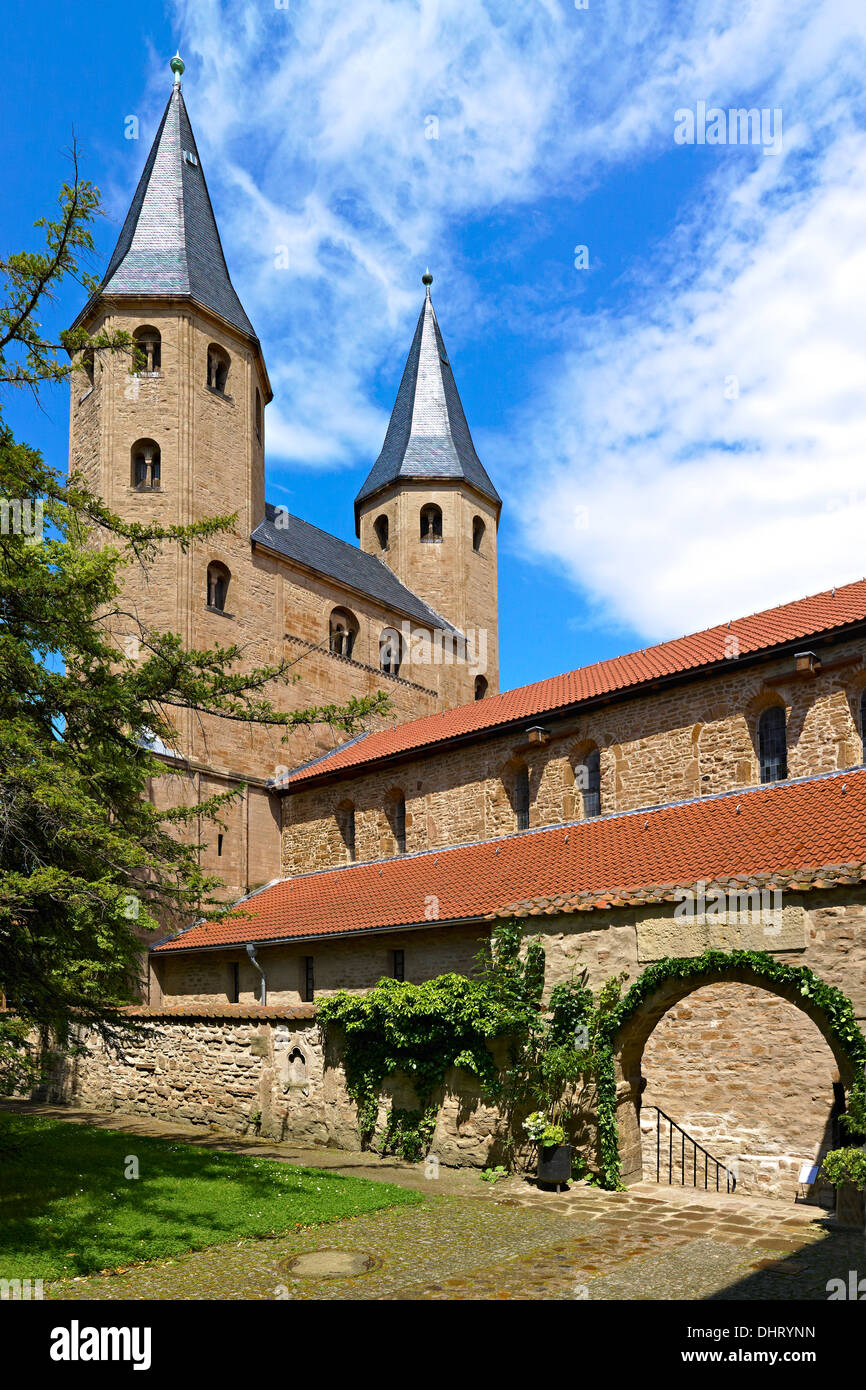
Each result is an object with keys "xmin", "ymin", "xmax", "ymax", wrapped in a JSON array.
[
  {"xmin": 77, "ymin": 83, "xmax": 257, "ymax": 342},
  {"xmin": 354, "ymin": 280, "xmax": 500, "ymax": 526}
]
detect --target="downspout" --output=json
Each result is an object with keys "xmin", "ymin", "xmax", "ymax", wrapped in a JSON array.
[{"xmin": 246, "ymin": 942, "xmax": 267, "ymax": 1005}]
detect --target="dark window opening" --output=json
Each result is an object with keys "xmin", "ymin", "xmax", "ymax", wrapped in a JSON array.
[
  {"xmin": 207, "ymin": 344, "xmax": 230, "ymax": 393},
  {"xmin": 374, "ymin": 514, "xmax": 389, "ymax": 550},
  {"xmin": 474, "ymin": 675, "xmax": 488, "ymax": 700},
  {"xmin": 420, "ymin": 504, "xmax": 443, "ymax": 542},
  {"xmin": 255, "ymin": 388, "xmax": 263, "ymax": 444},
  {"xmin": 133, "ymin": 326, "xmax": 161, "ymax": 373},
  {"xmin": 329, "ymin": 607, "xmax": 357, "ymax": 659},
  {"xmin": 337, "ymin": 802, "xmax": 356, "ymax": 861},
  {"xmin": 217, "ymin": 833, "xmax": 224, "ymax": 857},
  {"xmin": 302, "ymin": 956, "xmax": 315, "ymax": 1003},
  {"xmin": 131, "ymin": 438, "xmax": 161, "ymax": 490},
  {"xmin": 380, "ymin": 628, "xmax": 402, "ymax": 676},
  {"xmin": 472, "ymin": 516, "xmax": 485, "ymax": 552},
  {"xmin": 388, "ymin": 793, "xmax": 407, "ymax": 854},
  {"xmin": 392, "ymin": 949, "xmax": 405, "ymax": 982},
  {"xmin": 228, "ymin": 961, "xmax": 239, "ymax": 1004},
  {"xmin": 207, "ymin": 562, "xmax": 230, "ymax": 612},
  {"xmin": 513, "ymin": 763, "xmax": 530, "ymax": 831},
  {"xmin": 758, "ymin": 705, "xmax": 787, "ymax": 783},
  {"xmin": 583, "ymin": 747, "xmax": 601, "ymax": 818}
]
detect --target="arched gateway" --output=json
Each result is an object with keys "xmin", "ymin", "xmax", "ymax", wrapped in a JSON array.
[{"xmin": 602, "ymin": 952, "xmax": 866, "ymax": 1187}]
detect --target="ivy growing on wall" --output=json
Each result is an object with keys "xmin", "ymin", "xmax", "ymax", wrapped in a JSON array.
[{"xmin": 593, "ymin": 949, "xmax": 866, "ymax": 1191}]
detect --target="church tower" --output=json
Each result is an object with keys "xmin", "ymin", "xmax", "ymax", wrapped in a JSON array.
[
  {"xmin": 354, "ymin": 274, "xmax": 501, "ymax": 696},
  {"xmin": 68, "ymin": 54, "xmax": 271, "ymax": 655}
]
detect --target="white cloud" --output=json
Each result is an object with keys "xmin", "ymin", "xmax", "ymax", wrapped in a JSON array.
[{"xmin": 153, "ymin": 0, "xmax": 866, "ymax": 642}]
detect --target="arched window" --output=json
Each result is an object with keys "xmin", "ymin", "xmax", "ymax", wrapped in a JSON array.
[
  {"xmin": 472, "ymin": 516, "xmax": 485, "ymax": 553},
  {"xmin": 420, "ymin": 504, "xmax": 442, "ymax": 542},
  {"xmin": 81, "ymin": 348, "xmax": 95, "ymax": 388},
  {"xmin": 329, "ymin": 607, "xmax": 358, "ymax": 659},
  {"xmin": 860, "ymin": 690, "xmax": 866, "ymax": 763},
  {"xmin": 511, "ymin": 760, "xmax": 530, "ymax": 831},
  {"xmin": 474, "ymin": 675, "xmax": 488, "ymax": 700},
  {"xmin": 374, "ymin": 515, "xmax": 389, "ymax": 551},
  {"xmin": 380, "ymin": 627, "xmax": 402, "ymax": 676},
  {"xmin": 207, "ymin": 561, "xmax": 231, "ymax": 613},
  {"xmin": 336, "ymin": 800, "xmax": 356, "ymax": 861},
  {"xmin": 133, "ymin": 325, "xmax": 161, "ymax": 373},
  {"xmin": 758, "ymin": 706, "xmax": 787, "ymax": 783},
  {"xmin": 386, "ymin": 791, "xmax": 407, "ymax": 854},
  {"xmin": 581, "ymin": 746, "xmax": 601, "ymax": 818},
  {"xmin": 131, "ymin": 438, "xmax": 160, "ymax": 490},
  {"xmin": 207, "ymin": 344, "xmax": 230, "ymax": 393}
]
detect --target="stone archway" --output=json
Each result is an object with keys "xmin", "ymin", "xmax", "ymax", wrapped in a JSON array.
[{"xmin": 610, "ymin": 957, "xmax": 862, "ymax": 1187}]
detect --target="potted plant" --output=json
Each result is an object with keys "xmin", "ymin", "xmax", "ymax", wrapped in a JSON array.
[
  {"xmin": 820, "ymin": 1148, "xmax": 866, "ymax": 1228},
  {"xmin": 524, "ymin": 1111, "xmax": 573, "ymax": 1189}
]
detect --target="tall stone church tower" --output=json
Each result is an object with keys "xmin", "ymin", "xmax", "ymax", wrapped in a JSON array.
[
  {"xmin": 66, "ymin": 57, "xmax": 502, "ymax": 903},
  {"xmin": 355, "ymin": 274, "xmax": 501, "ymax": 695}
]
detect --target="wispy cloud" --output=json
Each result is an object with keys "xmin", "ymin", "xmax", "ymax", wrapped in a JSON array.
[{"xmin": 151, "ymin": 0, "xmax": 866, "ymax": 641}]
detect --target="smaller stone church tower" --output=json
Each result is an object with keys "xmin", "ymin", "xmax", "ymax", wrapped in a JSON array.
[{"xmin": 355, "ymin": 273, "xmax": 501, "ymax": 696}]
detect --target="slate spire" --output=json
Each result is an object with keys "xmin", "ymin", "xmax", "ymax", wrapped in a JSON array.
[
  {"xmin": 354, "ymin": 274, "xmax": 500, "ymax": 524},
  {"xmin": 82, "ymin": 63, "xmax": 256, "ymax": 341}
]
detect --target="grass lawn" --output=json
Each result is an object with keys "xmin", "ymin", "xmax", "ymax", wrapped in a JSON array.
[{"xmin": 0, "ymin": 1111, "xmax": 421, "ymax": 1281}]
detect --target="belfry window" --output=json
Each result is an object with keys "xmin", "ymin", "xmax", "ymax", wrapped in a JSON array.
[
  {"xmin": 207, "ymin": 562, "xmax": 231, "ymax": 613},
  {"xmin": 380, "ymin": 627, "xmax": 402, "ymax": 676},
  {"xmin": 133, "ymin": 325, "xmax": 161, "ymax": 374},
  {"xmin": 329, "ymin": 607, "xmax": 357, "ymax": 659},
  {"xmin": 420, "ymin": 504, "xmax": 442, "ymax": 542},
  {"xmin": 374, "ymin": 515, "xmax": 389, "ymax": 550},
  {"xmin": 207, "ymin": 344, "xmax": 230, "ymax": 393},
  {"xmin": 472, "ymin": 516, "xmax": 485, "ymax": 553},
  {"xmin": 758, "ymin": 706, "xmax": 787, "ymax": 783},
  {"xmin": 131, "ymin": 438, "xmax": 161, "ymax": 490},
  {"xmin": 474, "ymin": 675, "xmax": 488, "ymax": 700}
]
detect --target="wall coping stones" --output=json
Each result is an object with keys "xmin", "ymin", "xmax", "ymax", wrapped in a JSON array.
[{"xmin": 123, "ymin": 1004, "xmax": 319, "ymax": 1021}]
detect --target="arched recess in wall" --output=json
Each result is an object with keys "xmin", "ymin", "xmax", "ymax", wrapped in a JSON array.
[
  {"xmin": 420, "ymin": 503, "xmax": 442, "ymax": 542},
  {"xmin": 500, "ymin": 755, "xmax": 531, "ymax": 832},
  {"xmin": 206, "ymin": 561, "xmax": 231, "ymax": 613},
  {"xmin": 131, "ymin": 438, "xmax": 161, "ymax": 490},
  {"xmin": 379, "ymin": 627, "xmax": 402, "ymax": 676},
  {"xmin": 329, "ymin": 607, "xmax": 358, "ymax": 659},
  {"xmin": 374, "ymin": 514, "xmax": 389, "ymax": 550},
  {"xmin": 384, "ymin": 788, "xmax": 407, "ymax": 854},
  {"xmin": 472, "ymin": 516, "xmax": 485, "ymax": 553},
  {"xmin": 336, "ymin": 799, "xmax": 356, "ymax": 861},
  {"xmin": 206, "ymin": 343, "xmax": 230, "ymax": 393},
  {"xmin": 570, "ymin": 740, "xmax": 601, "ymax": 819},
  {"xmin": 599, "ymin": 952, "xmax": 866, "ymax": 1190},
  {"xmin": 133, "ymin": 325, "xmax": 161, "ymax": 373},
  {"xmin": 756, "ymin": 701, "xmax": 788, "ymax": 784}
]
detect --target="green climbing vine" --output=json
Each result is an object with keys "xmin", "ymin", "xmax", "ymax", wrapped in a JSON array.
[{"xmin": 593, "ymin": 949, "xmax": 866, "ymax": 1192}]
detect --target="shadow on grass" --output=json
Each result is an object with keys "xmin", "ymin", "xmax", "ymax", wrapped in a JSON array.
[{"xmin": 0, "ymin": 1111, "xmax": 420, "ymax": 1281}]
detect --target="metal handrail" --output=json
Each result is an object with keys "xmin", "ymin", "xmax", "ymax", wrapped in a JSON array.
[{"xmin": 649, "ymin": 1106, "xmax": 737, "ymax": 1193}]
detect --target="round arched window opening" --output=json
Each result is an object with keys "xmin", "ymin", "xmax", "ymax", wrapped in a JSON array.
[
  {"xmin": 133, "ymin": 325, "xmax": 161, "ymax": 374},
  {"xmin": 329, "ymin": 607, "xmax": 358, "ymax": 659},
  {"xmin": 380, "ymin": 627, "xmax": 402, "ymax": 676},
  {"xmin": 207, "ymin": 561, "xmax": 231, "ymax": 613},
  {"xmin": 758, "ymin": 705, "xmax": 787, "ymax": 783},
  {"xmin": 420, "ymin": 504, "xmax": 442, "ymax": 543},
  {"xmin": 207, "ymin": 344, "xmax": 230, "ymax": 393},
  {"xmin": 472, "ymin": 516, "xmax": 485, "ymax": 553},
  {"xmin": 374, "ymin": 515, "xmax": 389, "ymax": 551},
  {"xmin": 131, "ymin": 438, "xmax": 161, "ymax": 490}
]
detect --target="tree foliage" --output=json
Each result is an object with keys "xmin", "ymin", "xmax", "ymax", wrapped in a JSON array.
[{"xmin": 0, "ymin": 154, "xmax": 389, "ymax": 1086}]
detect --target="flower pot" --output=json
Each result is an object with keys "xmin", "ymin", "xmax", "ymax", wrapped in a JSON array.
[
  {"xmin": 537, "ymin": 1143, "xmax": 573, "ymax": 1189},
  {"xmin": 835, "ymin": 1182, "xmax": 866, "ymax": 1229}
]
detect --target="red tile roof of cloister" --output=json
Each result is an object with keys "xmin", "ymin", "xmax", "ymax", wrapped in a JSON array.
[
  {"xmin": 279, "ymin": 577, "xmax": 866, "ymax": 787},
  {"xmin": 153, "ymin": 767, "xmax": 866, "ymax": 953}
]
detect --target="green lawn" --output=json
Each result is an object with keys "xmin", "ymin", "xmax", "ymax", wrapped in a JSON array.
[{"xmin": 0, "ymin": 1111, "xmax": 421, "ymax": 1280}]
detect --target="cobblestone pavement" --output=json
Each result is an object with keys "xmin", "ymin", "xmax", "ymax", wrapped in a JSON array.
[{"xmin": 6, "ymin": 1102, "xmax": 860, "ymax": 1302}]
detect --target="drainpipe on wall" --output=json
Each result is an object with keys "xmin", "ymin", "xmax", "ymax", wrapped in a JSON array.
[{"xmin": 246, "ymin": 942, "xmax": 267, "ymax": 1005}]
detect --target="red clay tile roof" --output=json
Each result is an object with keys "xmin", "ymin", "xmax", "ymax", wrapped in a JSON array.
[
  {"xmin": 154, "ymin": 768, "xmax": 866, "ymax": 952},
  {"xmin": 281, "ymin": 577, "xmax": 866, "ymax": 786}
]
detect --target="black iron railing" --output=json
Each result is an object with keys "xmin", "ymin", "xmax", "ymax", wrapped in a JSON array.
[{"xmin": 649, "ymin": 1106, "xmax": 737, "ymax": 1193}]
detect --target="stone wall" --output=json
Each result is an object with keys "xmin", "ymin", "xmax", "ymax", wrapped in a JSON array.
[{"xmin": 282, "ymin": 635, "xmax": 866, "ymax": 875}]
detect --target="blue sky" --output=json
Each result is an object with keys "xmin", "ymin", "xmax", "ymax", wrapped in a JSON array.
[{"xmin": 3, "ymin": 0, "xmax": 866, "ymax": 692}]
